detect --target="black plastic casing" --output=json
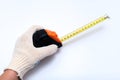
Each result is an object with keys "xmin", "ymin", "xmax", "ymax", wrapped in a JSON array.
[{"xmin": 33, "ymin": 29, "xmax": 62, "ymax": 48}]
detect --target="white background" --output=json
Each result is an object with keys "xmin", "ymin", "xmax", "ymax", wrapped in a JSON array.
[{"xmin": 0, "ymin": 0, "xmax": 120, "ymax": 80}]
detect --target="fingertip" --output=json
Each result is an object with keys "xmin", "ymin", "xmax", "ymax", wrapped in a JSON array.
[
  {"xmin": 47, "ymin": 44, "xmax": 58, "ymax": 53},
  {"xmin": 25, "ymin": 25, "xmax": 44, "ymax": 37},
  {"xmin": 31, "ymin": 25, "xmax": 43, "ymax": 31},
  {"xmin": 49, "ymin": 44, "xmax": 58, "ymax": 49}
]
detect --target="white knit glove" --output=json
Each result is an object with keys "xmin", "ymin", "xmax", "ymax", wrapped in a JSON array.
[{"xmin": 7, "ymin": 25, "xmax": 58, "ymax": 79}]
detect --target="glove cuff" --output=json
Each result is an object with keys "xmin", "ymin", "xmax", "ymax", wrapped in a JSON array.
[{"xmin": 7, "ymin": 53, "xmax": 35, "ymax": 79}]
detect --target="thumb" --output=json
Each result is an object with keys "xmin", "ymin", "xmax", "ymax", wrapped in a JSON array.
[{"xmin": 34, "ymin": 44, "xmax": 58, "ymax": 60}]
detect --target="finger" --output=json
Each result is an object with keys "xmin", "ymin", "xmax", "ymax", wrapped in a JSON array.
[
  {"xmin": 35, "ymin": 44, "xmax": 58, "ymax": 59},
  {"xmin": 25, "ymin": 25, "xmax": 43, "ymax": 36}
]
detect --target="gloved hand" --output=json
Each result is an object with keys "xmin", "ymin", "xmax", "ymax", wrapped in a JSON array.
[{"xmin": 7, "ymin": 25, "xmax": 58, "ymax": 79}]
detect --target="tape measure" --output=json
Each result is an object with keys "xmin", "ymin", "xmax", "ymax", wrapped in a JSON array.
[{"xmin": 33, "ymin": 15, "xmax": 109, "ymax": 48}]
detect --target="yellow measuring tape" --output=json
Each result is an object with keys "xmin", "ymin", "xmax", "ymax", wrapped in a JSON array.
[{"xmin": 60, "ymin": 15, "xmax": 109, "ymax": 42}]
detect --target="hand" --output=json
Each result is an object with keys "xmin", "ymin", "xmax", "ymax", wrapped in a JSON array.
[{"xmin": 7, "ymin": 25, "xmax": 58, "ymax": 79}]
